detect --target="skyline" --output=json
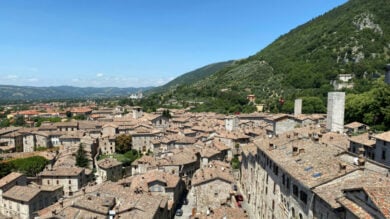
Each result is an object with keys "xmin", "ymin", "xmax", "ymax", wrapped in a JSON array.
[{"xmin": 0, "ymin": 0, "xmax": 348, "ymax": 88}]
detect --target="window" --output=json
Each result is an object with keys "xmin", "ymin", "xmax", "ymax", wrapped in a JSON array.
[
  {"xmin": 47, "ymin": 180, "xmax": 50, "ymax": 185},
  {"xmin": 293, "ymin": 184, "xmax": 298, "ymax": 197},
  {"xmin": 69, "ymin": 180, "xmax": 71, "ymax": 184},
  {"xmin": 300, "ymin": 191, "xmax": 308, "ymax": 204},
  {"xmin": 273, "ymin": 182, "xmax": 276, "ymax": 194},
  {"xmin": 291, "ymin": 207, "xmax": 295, "ymax": 218},
  {"xmin": 273, "ymin": 165, "xmax": 279, "ymax": 176},
  {"xmin": 272, "ymin": 200, "xmax": 275, "ymax": 211},
  {"xmin": 56, "ymin": 180, "xmax": 59, "ymax": 185},
  {"xmin": 286, "ymin": 177, "xmax": 290, "ymax": 190},
  {"xmin": 382, "ymin": 149, "xmax": 386, "ymax": 160}
]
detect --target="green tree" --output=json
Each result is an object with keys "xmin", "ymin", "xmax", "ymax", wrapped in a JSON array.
[
  {"xmin": 0, "ymin": 162, "xmax": 13, "ymax": 178},
  {"xmin": 9, "ymin": 156, "xmax": 48, "ymax": 177},
  {"xmin": 66, "ymin": 111, "xmax": 72, "ymax": 118},
  {"xmin": 115, "ymin": 134, "xmax": 132, "ymax": 153},
  {"xmin": 75, "ymin": 144, "xmax": 89, "ymax": 168},
  {"xmin": 73, "ymin": 114, "xmax": 86, "ymax": 120},
  {"xmin": 162, "ymin": 109, "xmax": 172, "ymax": 119},
  {"xmin": 0, "ymin": 118, "xmax": 10, "ymax": 127},
  {"xmin": 13, "ymin": 115, "xmax": 25, "ymax": 126}
]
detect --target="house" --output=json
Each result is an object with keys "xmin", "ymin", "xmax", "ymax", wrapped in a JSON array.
[
  {"xmin": 337, "ymin": 187, "xmax": 390, "ymax": 219},
  {"xmin": 0, "ymin": 172, "xmax": 27, "ymax": 208},
  {"xmin": 102, "ymin": 123, "xmax": 118, "ymax": 137},
  {"xmin": 1, "ymin": 185, "xmax": 63, "ymax": 219},
  {"xmin": 99, "ymin": 136, "xmax": 116, "ymax": 155},
  {"xmin": 344, "ymin": 121, "xmax": 369, "ymax": 134},
  {"xmin": 56, "ymin": 122, "xmax": 79, "ymax": 132},
  {"xmin": 192, "ymin": 161, "xmax": 235, "ymax": 214},
  {"xmin": 240, "ymin": 128, "xmax": 390, "ymax": 219},
  {"xmin": 96, "ymin": 158, "xmax": 123, "ymax": 183},
  {"xmin": 372, "ymin": 131, "xmax": 390, "ymax": 166},
  {"xmin": 0, "ymin": 127, "xmax": 23, "ymax": 152},
  {"xmin": 348, "ymin": 133, "xmax": 376, "ymax": 160},
  {"xmin": 39, "ymin": 167, "xmax": 87, "ymax": 196}
]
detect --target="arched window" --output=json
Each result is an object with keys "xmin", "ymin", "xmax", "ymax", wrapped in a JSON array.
[
  {"xmin": 291, "ymin": 207, "xmax": 295, "ymax": 218},
  {"xmin": 299, "ymin": 213, "xmax": 303, "ymax": 219}
]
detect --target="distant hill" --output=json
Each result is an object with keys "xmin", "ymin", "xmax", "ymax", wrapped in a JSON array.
[
  {"xmin": 155, "ymin": 0, "xmax": 390, "ymax": 112},
  {"xmin": 147, "ymin": 60, "xmax": 234, "ymax": 94},
  {"xmin": 0, "ymin": 85, "xmax": 152, "ymax": 102}
]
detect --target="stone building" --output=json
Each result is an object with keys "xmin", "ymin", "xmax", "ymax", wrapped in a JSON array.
[
  {"xmin": 240, "ymin": 128, "xmax": 390, "ymax": 219},
  {"xmin": 39, "ymin": 167, "xmax": 87, "ymax": 196},
  {"xmin": 0, "ymin": 172, "xmax": 63, "ymax": 219},
  {"xmin": 192, "ymin": 161, "xmax": 235, "ymax": 214},
  {"xmin": 372, "ymin": 131, "xmax": 390, "ymax": 166},
  {"xmin": 99, "ymin": 136, "xmax": 116, "ymax": 155},
  {"xmin": 96, "ymin": 158, "xmax": 123, "ymax": 183},
  {"xmin": 1, "ymin": 185, "xmax": 63, "ymax": 219}
]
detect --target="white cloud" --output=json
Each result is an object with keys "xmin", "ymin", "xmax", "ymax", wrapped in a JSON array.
[
  {"xmin": 96, "ymin": 73, "xmax": 104, "ymax": 77},
  {"xmin": 27, "ymin": 78, "xmax": 38, "ymax": 82},
  {"xmin": 6, "ymin": 74, "xmax": 19, "ymax": 80}
]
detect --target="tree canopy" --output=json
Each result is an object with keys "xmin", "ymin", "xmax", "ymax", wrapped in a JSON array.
[{"xmin": 115, "ymin": 134, "xmax": 132, "ymax": 153}]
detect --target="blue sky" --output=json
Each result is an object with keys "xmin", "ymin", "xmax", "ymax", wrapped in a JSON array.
[{"xmin": 0, "ymin": 0, "xmax": 347, "ymax": 88}]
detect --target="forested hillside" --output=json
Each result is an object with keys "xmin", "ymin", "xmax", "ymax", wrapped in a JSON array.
[{"xmin": 144, "ymin": 0, "xmax": 390, "ymax": 130}]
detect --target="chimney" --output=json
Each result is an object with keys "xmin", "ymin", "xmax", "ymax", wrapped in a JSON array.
[
  {"xmin": 358, "ymin": 155, "xmax": 366, "ymax": 166},
  {"xmin": 339, "ymin": 162, "xmax": 347, "ymax": 172}
]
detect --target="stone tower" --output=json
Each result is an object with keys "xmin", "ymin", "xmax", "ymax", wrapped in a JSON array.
[
  {"xmin": 132, "ymin": 106, "xmax": 143, "ymax": 119},
  {"xmin": 326, "ymin": 92, "xmax": 345, "ymax": 133},
  {"xmin": 225, "ymin": 116, "xmax": 239, "ymax": 132},
  {"xmin": 294, "ymin": 99, "xmax": 302, "ymax": 116}
]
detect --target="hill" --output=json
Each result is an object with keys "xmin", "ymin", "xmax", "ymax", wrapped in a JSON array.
[
  {"xmin": 0, "ymin": 85, "xmax": 152, "ymax": 102},
  {"xmin": 148, "ymin": 60, "xmax": 234, "ymax": 94},
  {"xmin": 143, "ymin": 0, "xmax": 390, "ymax": 129}
]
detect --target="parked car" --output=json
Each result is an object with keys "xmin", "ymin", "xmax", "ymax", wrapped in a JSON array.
[
  {"xmin": 233, "ymin": 184, "xmax": 238, "ymax": 191},
  {"xmin": 175, "ymin": 209, "xmax": 183, "ymax": 216},
  {"xmin": 237, "ymin": 201, "xmax": 242, "ymax": 208},
  {"xmin": 235, "ymin": 194, "xmax": 244, "ymax": 202}
]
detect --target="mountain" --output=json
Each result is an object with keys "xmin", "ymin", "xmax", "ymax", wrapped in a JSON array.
[
  {"xmin": 0, "ymin": 85, "xmax": 152, "ymax": 102},
  {"xmin": 157, "ymin": 0, "xmax": 390, "ymax": 112},
  {"xmin": 148, "ymin": 60, "xmax": 234, "ymax": 94}
]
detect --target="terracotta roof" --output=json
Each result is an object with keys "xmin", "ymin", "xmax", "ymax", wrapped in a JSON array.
[
  {"xmin": 40, "ymin": 167, "xmax": 84, "ymax": 177},
  {"xmin": 254, "ymin": 137, "xmax": 358, "ymax": 188},
  {"xmin": 349, "ymin": 133, "xmax": 376, "ymax": 147},
  {"xmin": 344, "ymin": 121, "xmax": 367, "ymax": 129},
  {"xmin": 17, "ymin": 110, "xmax": 39, "ymax": 115},
  {"xmin": 375, "ymin": 131, "xmax": 390, "ymax": 142},
  {"xmin": 3, "ymin": 185, "xmax": 40, "ymax": 202},
  {"xmin": 0, "ymin": 172, "xmax": 23, "ymax": 188},
  {"xmin": 71, "ymin": 107, "xmax": 92, "ymax": 113},
  {"xmin": 97, "ymin": 158, "xmax": 122, "ymax": 169},
  {"xmin": 337, "ymin": 196, "xmax": 373, "ymax": 219},
  {"xmin": 363, "ymin": 186, "xmax": 390, "ymax": 218},
  {"xmin": 192, "ymin": 163, "xmax": 234, "ymax": 186}
]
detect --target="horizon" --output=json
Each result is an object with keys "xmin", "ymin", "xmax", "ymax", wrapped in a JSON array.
[{"xmin": 0, "ymin": 0, "xmax": 347, "ymax": 88}]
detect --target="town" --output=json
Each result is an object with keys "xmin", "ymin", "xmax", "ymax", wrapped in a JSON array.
[{"xmin": 0, "ymin": 90, "xmax": 389, "ymax": 219}]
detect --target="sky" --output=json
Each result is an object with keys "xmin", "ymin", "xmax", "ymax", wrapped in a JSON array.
[{"xmin": 0, "ymin": 0, "xmax": 348, "ymax": 88}]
